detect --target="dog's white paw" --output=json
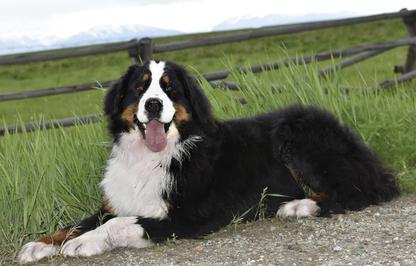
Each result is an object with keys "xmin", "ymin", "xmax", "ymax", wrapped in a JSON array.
[
  {"xmin": 61, "ymin": 216, "xmax": 151, "ymax": 258},
  {"xmin": 17, "ymin": 241, "xmax": 58, "ymax": 264},
  {"xmin": 277, "ymin": 199, "xmax": 320, "ymax": 218},
  {"xmin": 61, "ymin": 231, "xmax": 108, "ymax": 257}
]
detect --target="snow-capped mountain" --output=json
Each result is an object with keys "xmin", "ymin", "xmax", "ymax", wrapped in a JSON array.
[
  {"xmin": 213, "ymin": 12, "xmax": 358, "ymax": 31},
  {"xmin": 0, "ymin": 25, "xmax": 182, "ymax": 55},
  {"xmin": 0, "ymin": 35, "xmax": 59, "ymax": 55},
  {"xmin": 61, "ymin": 25, "xmax": 182, "ymax": 47}
]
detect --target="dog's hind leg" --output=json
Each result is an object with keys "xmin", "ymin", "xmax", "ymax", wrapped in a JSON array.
[
  {"xmin": 275, "ymin": 133, "xmax": 344, "ymax": 216},
  {"xmin": 282, "ymin": 160, "xmax": 345, "ymax": 216},
  {"xmin": 272, "ymin": 105, "xmax": 399, "ymax": 216}
]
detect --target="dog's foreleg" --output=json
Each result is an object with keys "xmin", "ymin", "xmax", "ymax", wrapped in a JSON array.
[
  {"xmin": 18, "ymin": 207, "xmax": 114, "ymax": 264},
  {"xmin": 61, "ymin": 216, "xmax": 151, "ymax": 257}
]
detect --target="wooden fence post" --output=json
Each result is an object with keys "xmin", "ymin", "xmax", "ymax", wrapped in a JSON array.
[
  {"xmin": 394, "ymin": 9, "xmax": 416, "ymax": 74},
  {"xmin": 138, "ymin": 38, "xmax": 153, "ymax": 63},
  {"xmin": 127, "ymin": 38, "xmax": 140, "ymax": 64}
]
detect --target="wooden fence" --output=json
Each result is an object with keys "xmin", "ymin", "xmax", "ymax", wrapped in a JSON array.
[
  {"xmin": 1, "ymin": 9, "xmax": 416, "ymax": 66},
  {"xmin": 0, "ymin": 9, "xmax": 415, "ymax": 136}
]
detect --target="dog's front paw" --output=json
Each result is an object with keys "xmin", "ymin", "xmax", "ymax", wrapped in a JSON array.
[
  {"xmin": 17, "ymin": 241, "xmax": 58, "ymax": 264},
  {"xmin": 61, "ymin": 232, "xmax": 108, "ymax": 257}
]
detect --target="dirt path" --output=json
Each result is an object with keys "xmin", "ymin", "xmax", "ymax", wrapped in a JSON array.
[{"xmin": 33, "ymin": 195, "xmax": 416, "ymax": 265}]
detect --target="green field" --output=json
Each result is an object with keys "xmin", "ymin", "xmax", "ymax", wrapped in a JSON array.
[{"xmin": 1, "ymin": 19, "xmax": 416, "ymax": 262}]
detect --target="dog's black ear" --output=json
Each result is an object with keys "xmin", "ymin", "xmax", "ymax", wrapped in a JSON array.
[
  {"xmin": 173, "ymin": 63, "xmax": 216, "ymax": 128},
  {"xmin": 104, "ymin": 65, "xmax": 138, "ymax": 117}
]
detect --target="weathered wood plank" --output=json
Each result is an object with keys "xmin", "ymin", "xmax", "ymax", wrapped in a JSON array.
[
  {"xmin": 379, "ymin": 69, "xmax": 416, "ymax": 88},
  {"xmin": 0, "ymin": 80, "xmax": 114, "ymax": 101},
  {"xmin": 319, "ymin": 48, "xmax": 392, "ymax": 76},
  {"xmin": 127, "ymin": 38, "xmax": 140, "ymax": 64},
  {"xmin": 154, "ymin": 10, "xmax": 416, "ymax": 53},
  {"xmin": 0, "ymin": 39, "xmax": 141, "ymax": 65},
  {"xmin": 209, "ymin": 80, "xmax": 240, "ymax": 90},
  {"xmin": 202, "ymin": 37, "xmax": 416, "ymax": 81},
  {"xmin": 403, "ymin": 11, "xmax": 416, "ymax": 72},
  {"xmin": 138, "ymin": 38, "xmax": 154, "ymax": 62},
  {"xmin": 0, "ymin": 114, "xmax": 102, "ymax": 136}
]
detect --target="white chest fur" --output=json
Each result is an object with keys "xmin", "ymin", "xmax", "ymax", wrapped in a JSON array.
[{"xmin": 101, "ymin": 125, "xmax": 201, "ymax": 219}]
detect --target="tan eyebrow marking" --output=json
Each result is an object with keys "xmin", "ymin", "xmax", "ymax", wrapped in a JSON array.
[
  {"xmin": 162, "ymin": 75, "xmax": 169, "ymax": 84},
  {"xmin": 143, "ymin": 73, "xmax": 150, "ymax": 81}
]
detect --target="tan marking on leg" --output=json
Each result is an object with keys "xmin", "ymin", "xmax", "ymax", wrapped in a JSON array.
[
  {"xmin": 121, "ymin": 105, "xmax": 138, "ymax": 125},
  {"xmin": 309, "ymin": 193, "xmax": 328, "ymax": 203},
  {"xmin": 102, "ymin": 196, "xmax": 115, "ymax": 214},
  {"xmin": 36, "ymin": 230, "xmax": 81, "ymax": 246},
  {"xmin": 174, "ymin": 104, "xmax": 191, "ymax": 125}
]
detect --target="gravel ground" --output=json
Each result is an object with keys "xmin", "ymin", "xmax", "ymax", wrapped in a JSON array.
[{"xmin": 29, "ymin": 195, "xmax": 416, "ymax": 265}]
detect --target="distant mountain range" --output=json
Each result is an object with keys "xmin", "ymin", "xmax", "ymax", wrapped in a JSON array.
[
  {"xmin": 62, "ymin": 25, "xmax": 182, "ymax": 47},
  {"xmin": 213, "ymin": 12, "xmax": 358, "ymax": 31},
  {"xmin": 0, "ymin": 12, "xmax": 358, "ymax": 55},
  {"xmin": 0, "ymin": 25, "xmax": 182, "ymax": 55}
]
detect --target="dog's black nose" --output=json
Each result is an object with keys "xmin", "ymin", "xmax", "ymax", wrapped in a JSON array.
[{"xmin": 145, "ymin": 98, "xmax": 163, "ymax": 115}]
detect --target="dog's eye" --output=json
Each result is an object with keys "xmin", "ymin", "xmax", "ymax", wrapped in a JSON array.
[
  {"xmin": 165, "ymin": 87, "xmax": 174, "ymax": 93},
  {"xmin": 137, "ymin": 86, "xmax": 144, "ymax": 92}
]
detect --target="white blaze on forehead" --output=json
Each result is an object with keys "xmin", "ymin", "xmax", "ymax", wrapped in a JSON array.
[
  {"xmin": 137, "ymin": 60, "xmax": 175, "ymax": 124},
  {"xmin": 148, "ymin": 60, "xmax": 166, "ymax": 83}
]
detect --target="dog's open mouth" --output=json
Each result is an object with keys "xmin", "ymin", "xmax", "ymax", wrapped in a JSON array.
[{"xmin": 134, "ymin": 115, "xmax": 171, "ymax": 152}]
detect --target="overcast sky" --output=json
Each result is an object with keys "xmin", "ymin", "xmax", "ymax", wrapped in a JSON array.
[{"xmin": 1, "ymin": 0, "xmax": 416, "ymax": 38}]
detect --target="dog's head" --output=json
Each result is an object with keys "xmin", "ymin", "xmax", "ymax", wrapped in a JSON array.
[{"xmin": 104, "ymin": 60, "xmax": 215, "ymax": 151}]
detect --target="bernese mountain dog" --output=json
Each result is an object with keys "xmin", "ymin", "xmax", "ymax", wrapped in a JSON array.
[{"xmin": 18, "ymin": 60, "xmax": 399, "ymax": 264}]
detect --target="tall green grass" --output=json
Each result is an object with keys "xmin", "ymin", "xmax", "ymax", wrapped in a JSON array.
[
  {"xmin": 1, "ymin": 60, "xmax": 415, "ymax": 263},
  {"xmin": 0, "ymin": 122, "xmax": 109, "ymax": 262}
]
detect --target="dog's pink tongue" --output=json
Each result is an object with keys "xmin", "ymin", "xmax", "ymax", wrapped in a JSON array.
[{"xmin": 145, "ymin": 120, "xmax": 167, "ymax": 152}]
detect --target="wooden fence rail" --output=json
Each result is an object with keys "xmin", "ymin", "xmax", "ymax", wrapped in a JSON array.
[
  {"xmin": 203, "ymin": 37, "xmax": 416, "ymax": 81},
  {"xmin": 0, "ymin": 81, "xmax": 114, "ymax": 101},
  {"xmin": 318, "ymin": 48, "xmax": 394, "ymax": 76},
  {"xmin": 1, "ymin": 9, "xmax": 415, "ymax": 65},
  {"xmin": 380, "ymin": 69, "xmax": 416, "ymax": 88},
  {"xmin": 153, "ymin": 9, "xmax": 416, "ymax": 54},
  {"xmin": 1, "ymin": 36, "xmax": 415, "ymax": 102},
  {"xmin": 0, "ymin": 40, "xmax": 142, "ymax": 65},
  {"xmin": 0, "ymin": 114, "xmax": 102, "ymax": 136}
]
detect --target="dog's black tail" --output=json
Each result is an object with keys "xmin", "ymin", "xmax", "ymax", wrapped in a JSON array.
[{"xmin": 272, "ymin": 105, "xmax": 399, "ymax": 214}]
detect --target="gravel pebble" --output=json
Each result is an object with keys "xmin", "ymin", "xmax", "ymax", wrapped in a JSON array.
[
  {"xmin": 36, "ymin": 195, "xmax": 416, "ymax": 266},
  {"xmin": 333, "ymin": 246, "xmax": 342, "ymax": 252}
]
